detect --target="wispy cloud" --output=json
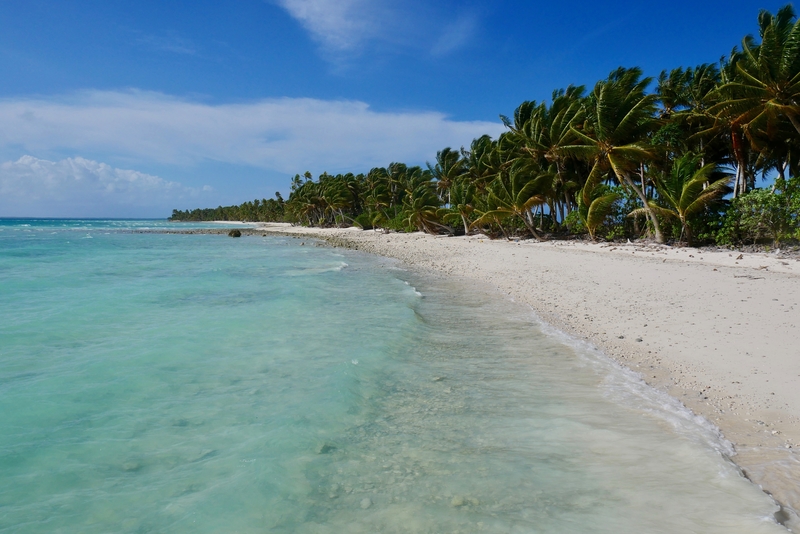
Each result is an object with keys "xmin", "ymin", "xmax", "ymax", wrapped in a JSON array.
[
  {"xmin": 0, "ymin": 155, "xmax": 210, "ymax": 217},
  {"xmin": 136, "ymin": 33, "xmax": 197, "ymax": 55},
  {"xmin": 0, "ymin": 90, "xmax": 503, "ymax": 175},
  {"xmin": 275, "ymin": 0, "xmax": 379, "ymax": 52},
  {"xmin": 431, "ymin": 13, "xmax": 478, "ymax": 57},
  {"xmin": 274, "ymin": 0, "xmax": 476, "ymax": 58}
]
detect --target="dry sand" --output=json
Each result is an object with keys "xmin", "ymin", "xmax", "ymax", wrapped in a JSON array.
[{"xmin": 256, "ymin": 223, "xmax": 800, "ymax": 528}]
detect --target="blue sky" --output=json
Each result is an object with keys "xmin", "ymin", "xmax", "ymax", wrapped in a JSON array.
[{"xmin": 0, "ymin": 0, "xmax": 785, "ymax": 217}]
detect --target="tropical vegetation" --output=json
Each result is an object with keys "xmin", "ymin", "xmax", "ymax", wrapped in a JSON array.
[{"xmin": 171, "ymin": 5, "xmax": 800, "ymax": 247}]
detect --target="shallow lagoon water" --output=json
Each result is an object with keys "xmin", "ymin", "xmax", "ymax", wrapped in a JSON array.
[{"xmin": 0, "ymin": 220, "xmax": 787, "ymax": 533}]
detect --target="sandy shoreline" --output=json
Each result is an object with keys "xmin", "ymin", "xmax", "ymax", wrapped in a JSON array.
[{"xmin": 171, "ymin": 222, "xmax": 800, "ymax": 527}]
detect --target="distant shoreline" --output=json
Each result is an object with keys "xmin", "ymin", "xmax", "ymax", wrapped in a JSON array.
[{"xmin": 150, "ymin": 222, "xmax": 800, "ymax": 528}]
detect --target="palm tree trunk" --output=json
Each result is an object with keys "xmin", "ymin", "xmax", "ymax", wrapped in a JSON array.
[
  {"xmin": 640, "ymin": 164, "xmax": 647, "ymax": 199},
  {"xmin": 684, "ymin": 218, "xmax": 693, "ymax": 247},
  {"xmin": 520, "ymin": 212, "xmax": 544, "ymax": 241},
  {"xmin": 731, "ymin": 126, "xmax": 748, "ymax": 197},
  {"xmin": 733, "ymin": 164, "xmax": 746, "ymax": 198},
  {"xmin": 621, "ymin": 173, "xmax": 664, "ymax": 243},
  {"xmin": 496, "ymin": 217, "xmax": 510, "ymax": 240}
]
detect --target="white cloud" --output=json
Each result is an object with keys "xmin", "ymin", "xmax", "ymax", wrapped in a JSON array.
[
  {"xmin": 276, "ymin": 0, "xmax": 378, "ymax": 51},
  {"xmin": 0, "ymin": 90, "xmax": 503, "ymax": 176},
  {"xmin": 0, "ymin": 155, "xmax": 209, "ymax": 217},
  {"xmin": 274, "ymin": 0, "xmax": 475, "ymax": 57}
]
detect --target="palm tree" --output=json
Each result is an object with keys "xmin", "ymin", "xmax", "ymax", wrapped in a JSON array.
[
  {"xmin": 428, "ymin": 147, "xmax": 466, "ymax": 205},
  {"xmin": 386, "ymin": 162, "xmax": 410, "ymax": 218},
  {"xmin": 438, "ymin": 180, "xmax": 476, "ymax": 234},
  {"xmin": 714, "ymin": 6, "xmax": 800, "ymax": 134},
  {"xmin": 657, "ymin": 64, "xmax": 727, "ymax": 172},
  {"xmin": 578, "ymin": 163, "xmax": 620, "ymax": 240},
  {"xmin": 461, "ymin": 135, "xmax": 500, "ymax": 194},
  {"xmin": 320, "ymin": 177, "xmax": 355, "ymax": 226},
  {"xmin": 632, "ymin": 154, "xmax": 731, "ymax": 245},
  {"xmin": 471, "ymin": 162, "xmax": 552, "ymax": 240},
  {"xmin": 402, "ymin": 168, "xmax": 448, "ymax": 233},
  {"xmin": 707, "ymin": 6, "xmax": 800, "ymax": 195},
  {"xmin": 564, "ymin": 67, "xmax": 665, "ymax": 243},
  {"xmin": 287, "ymin": 181, "xmax": 324, "ymax": 225},
  {"xmin": 502, "ymin": 86, "xmax": 587, "ymax": 226}
]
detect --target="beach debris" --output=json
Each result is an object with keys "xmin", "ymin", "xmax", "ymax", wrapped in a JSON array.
[
  {"xmin": 122, "ymin": 461, "xmax": 142, "ymax": 472},
  {"xmin": 228, "ymin": 229, "xmax": 242, "ymax": 237},
  {"xmin": 317, "ymin": 442, "xmax": 337, "ymax": 454},
  {"xmin": 450, "ymin": 495, "xmax": 479, "ymax": 507},
  {"xmin": 618, "ymin": 335, "xmax": 625, "ymax": 339},
  {"xmin": 190, "ymin": 449, "xmax": 218, "ymax": 462},
  {"xmin": 328, "ymin": 484, "xmax": 340, "ymax": 499},
  {"xmin": 636, "ymin": 338, "xmax": 643, "ymax": 342},
  {"xmin": 360, "ymin": 498, "xmax": 372, "ymax": 509},
  {"xmin": 736, "ymin": 253, "xmax": 744, "ymax": 260}
]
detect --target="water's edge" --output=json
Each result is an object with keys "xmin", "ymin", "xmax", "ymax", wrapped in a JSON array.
[
  {"xmin": 200, "ymin": 227, "xmax": 796, "ymax": 530},
  {"xmin": 1, "ymin": 223, "xmax": 790, "ymax": 532}
]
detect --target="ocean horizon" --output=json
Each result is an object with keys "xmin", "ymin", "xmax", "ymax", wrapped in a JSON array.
[{"xmin": 0, "ymin": 219, "xmax": 786, "ymax": 532}]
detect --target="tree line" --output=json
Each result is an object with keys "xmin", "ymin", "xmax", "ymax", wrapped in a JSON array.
[{"xmin": 171, "ymin": 5, "xmax": 800, "ymax": 246}]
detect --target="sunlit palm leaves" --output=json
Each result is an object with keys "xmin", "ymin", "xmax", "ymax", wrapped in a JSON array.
[
  {"xmin": 633, "ymin": 154, "xmax": 731, "ymax": 244},
  {"xmin": 438, "ymin": 181, "xmax": 476, "ymax": 234},
  {"xmin": 564, "ymin": 67, "xmax": 665, "ymax": 242},
  {"xmin": 578, "ymin": 162, "xmax": 620, "ymax": 240},
  {"xmin": 472, "ymin": 163, "xmax": 552, "ymax": 240},
  {"xmin": 428, "ymin": 147, "xmax": 467, "ymax": 205},
  {"xmin": 503, "ymin": 86, "xmax": 587, "ymax": 226}
]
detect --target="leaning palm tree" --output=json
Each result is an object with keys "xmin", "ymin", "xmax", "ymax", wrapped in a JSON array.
[
  {"xmin": 564, "ymin": 67, "xmax": 665, "ymax": 243},
  {"xmin": 578, "ymin": 163, "xmax": 620, "ymax": 240},
  {"xmin": 632, "ymin": 154, "xmax": 731, "ymax": 245},
  {"xmin": 471, "ymin": 162, "xmax": 552, "ymax": 240},
  {"xmin": 502, "ymin": 86, "xmax": 587, "ymax": 226},
  {"xmin": 428, "ymin": 147, "xmax": 466, "ymax": 205},
  {"xmin": 437, "ymin": 180, "xmax": 476, "ymax": 234},
  {"xmin": 661, "ymin": 64, "xmax": 726, "ymax": 170},
  {"xmin": 713, "ymin": 5, "xmax": 800, "ymax": 135},
  {"xmin": 320, "ymin": 177, "xmax": 355, "ymax": 226},
  {"xmin": 708, "ymin": 6, "xmax": 800, "ymax": 195},
  {"xmin": 461, "ymin": 135, "xmax": 501, "ymax": 194},
  {"xmin": 402, "ymin": 171, "xmax": 449, "ymax": 234}
]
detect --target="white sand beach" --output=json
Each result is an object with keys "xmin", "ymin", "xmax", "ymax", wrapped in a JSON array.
[{"xmin": 256, "ymin": 223, "xmax": 800, "ymax": 527}]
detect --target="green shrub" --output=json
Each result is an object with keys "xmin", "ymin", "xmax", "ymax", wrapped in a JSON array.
[
  {"xmin": 564, "ymin": 210, "xmax": 587, "ymax": 234},
  {"xmin": 352, "ymin": 212, "xmax": 373, "ymax": 230},
  {"xmin": 385, "ymin": 213, "xmax": 413, "ymax": 232},
  {"xmin": 717, "ymin": 178, "xmax": 800, "ymax": 246}
]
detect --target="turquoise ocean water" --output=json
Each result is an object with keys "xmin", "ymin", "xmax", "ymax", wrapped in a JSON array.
[{"xmin": 0, "ymin": 219, "xmax": 787, "ymax": 533}]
